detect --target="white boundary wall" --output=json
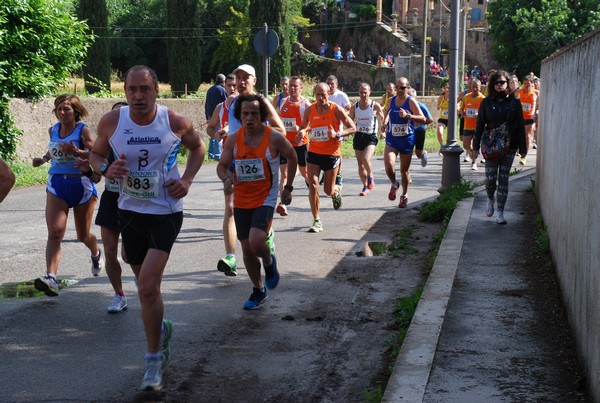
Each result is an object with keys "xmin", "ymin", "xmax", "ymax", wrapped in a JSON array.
[{"xmin": 538, "ymin": 27, "xmax": 600, "ymax": 402}]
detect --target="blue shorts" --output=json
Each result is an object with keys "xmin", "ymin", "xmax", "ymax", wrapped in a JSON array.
[
  {"xmin": 47, "ymin": 174, "xmax": 97, "ymax": 208},
  {"xmin": 386, "ymin": 133, "xmax": 416, "ymax": 155}
]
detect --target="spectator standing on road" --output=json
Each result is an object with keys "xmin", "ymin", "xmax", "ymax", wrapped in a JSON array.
[
  {"xmin": 205, "ymin": 74, "xmax": 228, "ymax": 160},
  {"xmin": 205, "ymin": 74, "xmax": 227, "ymax": 120},
  {"xmin": 298, "ymin": 83, "xmax": 355, "ymax": 233},
  {"xmin": 90, "ymin": 65, "xmax": 206, "ymax": 391},
  {"xmin": 31, "ymin": 94, "xmax": 103, "ymax": 297},
  {"xmin": 407, "ymin": 88, "xmax": 433, "ymax": 168},
  {"xmin": 349, "ymin": 83, "xmax": 384, "ymax": 196},
  {"xmin": 382, "ymin": 77, "xmax": 426, "ymax": 208},
  {"xmin": 276, "ymin": 76, "xmax": 312, "ymax": 216},
  {"xmin": 0, "ymin": 157, "xmax": 15, "ymax": 203},
  {"xmin": 217, "ymin": 94, "xmax": 297, "ymax": 310},
  {"xmin": 473, "ymin": 70, "xmax": 526, "ymax": 225},
  {"xmin": 271, "ymin": 76, "xmax": 290, "ymax": 110}
]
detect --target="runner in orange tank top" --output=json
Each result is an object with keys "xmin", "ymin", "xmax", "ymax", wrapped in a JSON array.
[
  {"xmin": 217, "ymin": 94, "xmax": 297, "ymax": 310},
  {"xmin": 276, "ymin": 76, "xmax": 312, "ymax": 216},
  {"xmin": 297, "ymin": 82, "xmax": 355, "ymax": 233},
  {"xmin": 517, "ymin": 74, "xmax": 537, "ymax": 165}
]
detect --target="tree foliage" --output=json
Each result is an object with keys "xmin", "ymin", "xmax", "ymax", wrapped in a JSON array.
[
  {"xmin": 204, "ymin": 1, "xmax": 251, "ymax": 80},
  {"xmin": 166, "ymin": 0, "xmax": 202, "ymax": 95},
  {"xmin": 0, "ymin": 0, "xmax": 92, "ymax": 158},
  {"xmin": 77, "ymin": 0, "xmax": 111, "ymax": 94},
  {"xmin": 107, "ymin": 0, "xmax": 168, "ymax": 81},
  {"xmin": 249, "ymin": 0, "xmax": 309, "ymax": 93},
  {"xmin": 487, "ymin": 0, "xmax": 600, "ymax": 76},
  {"xmin": 0, "ymin": 0, "xmax": 93, "ymax": 99}
]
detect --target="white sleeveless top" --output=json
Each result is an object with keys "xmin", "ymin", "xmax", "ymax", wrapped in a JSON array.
[
  {"xmin": 109, "ymin": 105, "xmax": 183, "ymax": 214},
  {"xmin": 354, "ymin": 100, "xmax": 378, "ymax": 134}
]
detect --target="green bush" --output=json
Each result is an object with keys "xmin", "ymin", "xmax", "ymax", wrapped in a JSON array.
[
  {"xmin": 0, "ymin": 102, "xmax": 22, "ymax": 160},
  {"xmin": 417, "ymin": 181, "xmax": 475, "ymax": 222}
]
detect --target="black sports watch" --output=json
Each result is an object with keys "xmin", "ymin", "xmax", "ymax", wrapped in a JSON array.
[
  {"xmin": 99, "ymin": 163, "xmax": 110, "ymax": 176},
  {"xmin": 284, "ymin": 184, "xmax": 294, "ymax": 192}
]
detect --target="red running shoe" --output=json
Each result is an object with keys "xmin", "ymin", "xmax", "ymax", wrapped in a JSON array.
[
  {"xmin": 388, "ymin": 181, "xmax": 399, "ymax": 201},
  {"xmin": 398, "ymin": 195, "xmax": 408, "ymax": 208}
]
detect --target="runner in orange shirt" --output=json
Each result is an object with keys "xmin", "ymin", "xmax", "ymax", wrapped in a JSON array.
[
  {"xmin": 217, "ymin": 94, "xmax": 297, "ymax": 310},
  {"xmin": 518, "ymin": 74, "xmax": 537, "ymax": 165},
  {"xmin": 297, "ymin": 83, "xmax": 355, "ymax": 233},
  {"xmin": 276, "ymin": 76, "xmax": 311, "ymax": 216},
  {"xmin": 461, "ymin": 79, "xmax": 485, "ymax": 170}
]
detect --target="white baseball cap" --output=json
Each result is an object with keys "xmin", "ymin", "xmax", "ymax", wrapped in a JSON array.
[{"xmin": 233, "ymin": 64, "xmax": 256, "ymax": 77}]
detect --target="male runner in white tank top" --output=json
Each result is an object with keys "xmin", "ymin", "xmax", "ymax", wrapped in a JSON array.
[{"xmin": 90, "ymin": 65, "xmax": 205, "ymax": 392}]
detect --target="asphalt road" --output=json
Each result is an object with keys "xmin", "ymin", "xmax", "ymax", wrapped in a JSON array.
[{"xmin": 0, "ymin": 153, "xmax": 529, "ymax": 401}]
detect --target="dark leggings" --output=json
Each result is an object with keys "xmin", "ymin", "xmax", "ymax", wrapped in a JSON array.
[{"xmin": 484, "ymin": 151, "xmax": 516, "ymax": 212}]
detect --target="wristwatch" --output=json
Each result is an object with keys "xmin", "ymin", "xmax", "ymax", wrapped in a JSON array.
[
  {"xmin": 284, "ymin": 184, "xmax": 294, "ymax": 192},
  {"xmin": 99, "ymin": 163, "xmax": 110, "ymax": 176}
]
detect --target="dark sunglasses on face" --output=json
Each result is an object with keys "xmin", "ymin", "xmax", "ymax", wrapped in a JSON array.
[
  {"xmin": 398, "ymin": 86, "xmax": 408, "ymax": 90},
  {"xmin": 495, "ymin": 80, "xmax": 507, "ymax": 85}
]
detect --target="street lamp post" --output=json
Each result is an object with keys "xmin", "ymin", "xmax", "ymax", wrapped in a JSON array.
[{"xmin": 439, "ymin": 0, "xmax": 464, "ymax": 192}]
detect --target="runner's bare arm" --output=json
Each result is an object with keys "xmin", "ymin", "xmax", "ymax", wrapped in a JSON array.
[{"xmin": 334, "ymin": 105, "xmax": 356, "ymax": 137}]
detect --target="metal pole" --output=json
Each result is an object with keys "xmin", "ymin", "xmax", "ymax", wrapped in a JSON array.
[
  {"xmin": 439, "ymin": 0, "xmax": 463, "ymax": 192},
  {"xmin": 421, "ymin": 1, "xmax": 428, "ymax": 96},
  {"xmin": 439, "ymin": 0, "xmax": 442, "ymax": 65},
  {"xmin": 263, "ymin": 23, "xmax": 269, "ymax": 98},
  {"xmin": 461, "ymin": 1, "xmax": 468, "ymax": 81}
]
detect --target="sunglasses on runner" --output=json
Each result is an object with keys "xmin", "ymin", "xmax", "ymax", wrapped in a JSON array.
[
  {"xmin": 494, "ymin": 80, "xmax": 507, "ymax": 85},
  {"xmin": 398, "ymin": 86, "xmax": 408, "ymax": 90}
]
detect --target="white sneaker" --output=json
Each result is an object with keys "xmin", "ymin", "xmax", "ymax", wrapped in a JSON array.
[
  {"xmin": 463, "ymin": 155, "xmax": 471, "ymax": 163},
  {"xmin": 91, "ymin": 249, "xmax": 103, "ymax": 277},
  {"xmin": 496, "ymin": 211, "xmax": 507, "ymax": 225},
  {"xmin": 140, "ymin": 355, "xmax": 163, "ymax": 391},
  {"xmin": 107, "ymin": 294, "xmax": 128, "ymax": 313},
  {"xmin": 486, "ymin": 196, "xmax": 495, "ymax": 217},
  {"xmin": 471, "ymin": 162, "xmax": 478, "ymax": 170},
  {"xmin": 421, "ymin": 151, "xmax": 428, "ymax": 167}
]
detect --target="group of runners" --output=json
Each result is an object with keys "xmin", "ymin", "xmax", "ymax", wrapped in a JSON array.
[{"xmin": 11, "ymin": 61, "xmax": 539, "ymax": 392}]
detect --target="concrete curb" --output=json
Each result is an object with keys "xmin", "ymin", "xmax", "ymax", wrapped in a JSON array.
[{"xmin": 381, "ymin": 167, "xmax": 535, "ymax": 402}]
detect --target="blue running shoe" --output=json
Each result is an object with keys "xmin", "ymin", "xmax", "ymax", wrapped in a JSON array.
[
  {"xmin": 243, "ymin": 287, "xmax": 268, "ymax": 310},
  {"xmin": 264, "ymin": 254, "xmax": 279, "ymax": 289}
]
